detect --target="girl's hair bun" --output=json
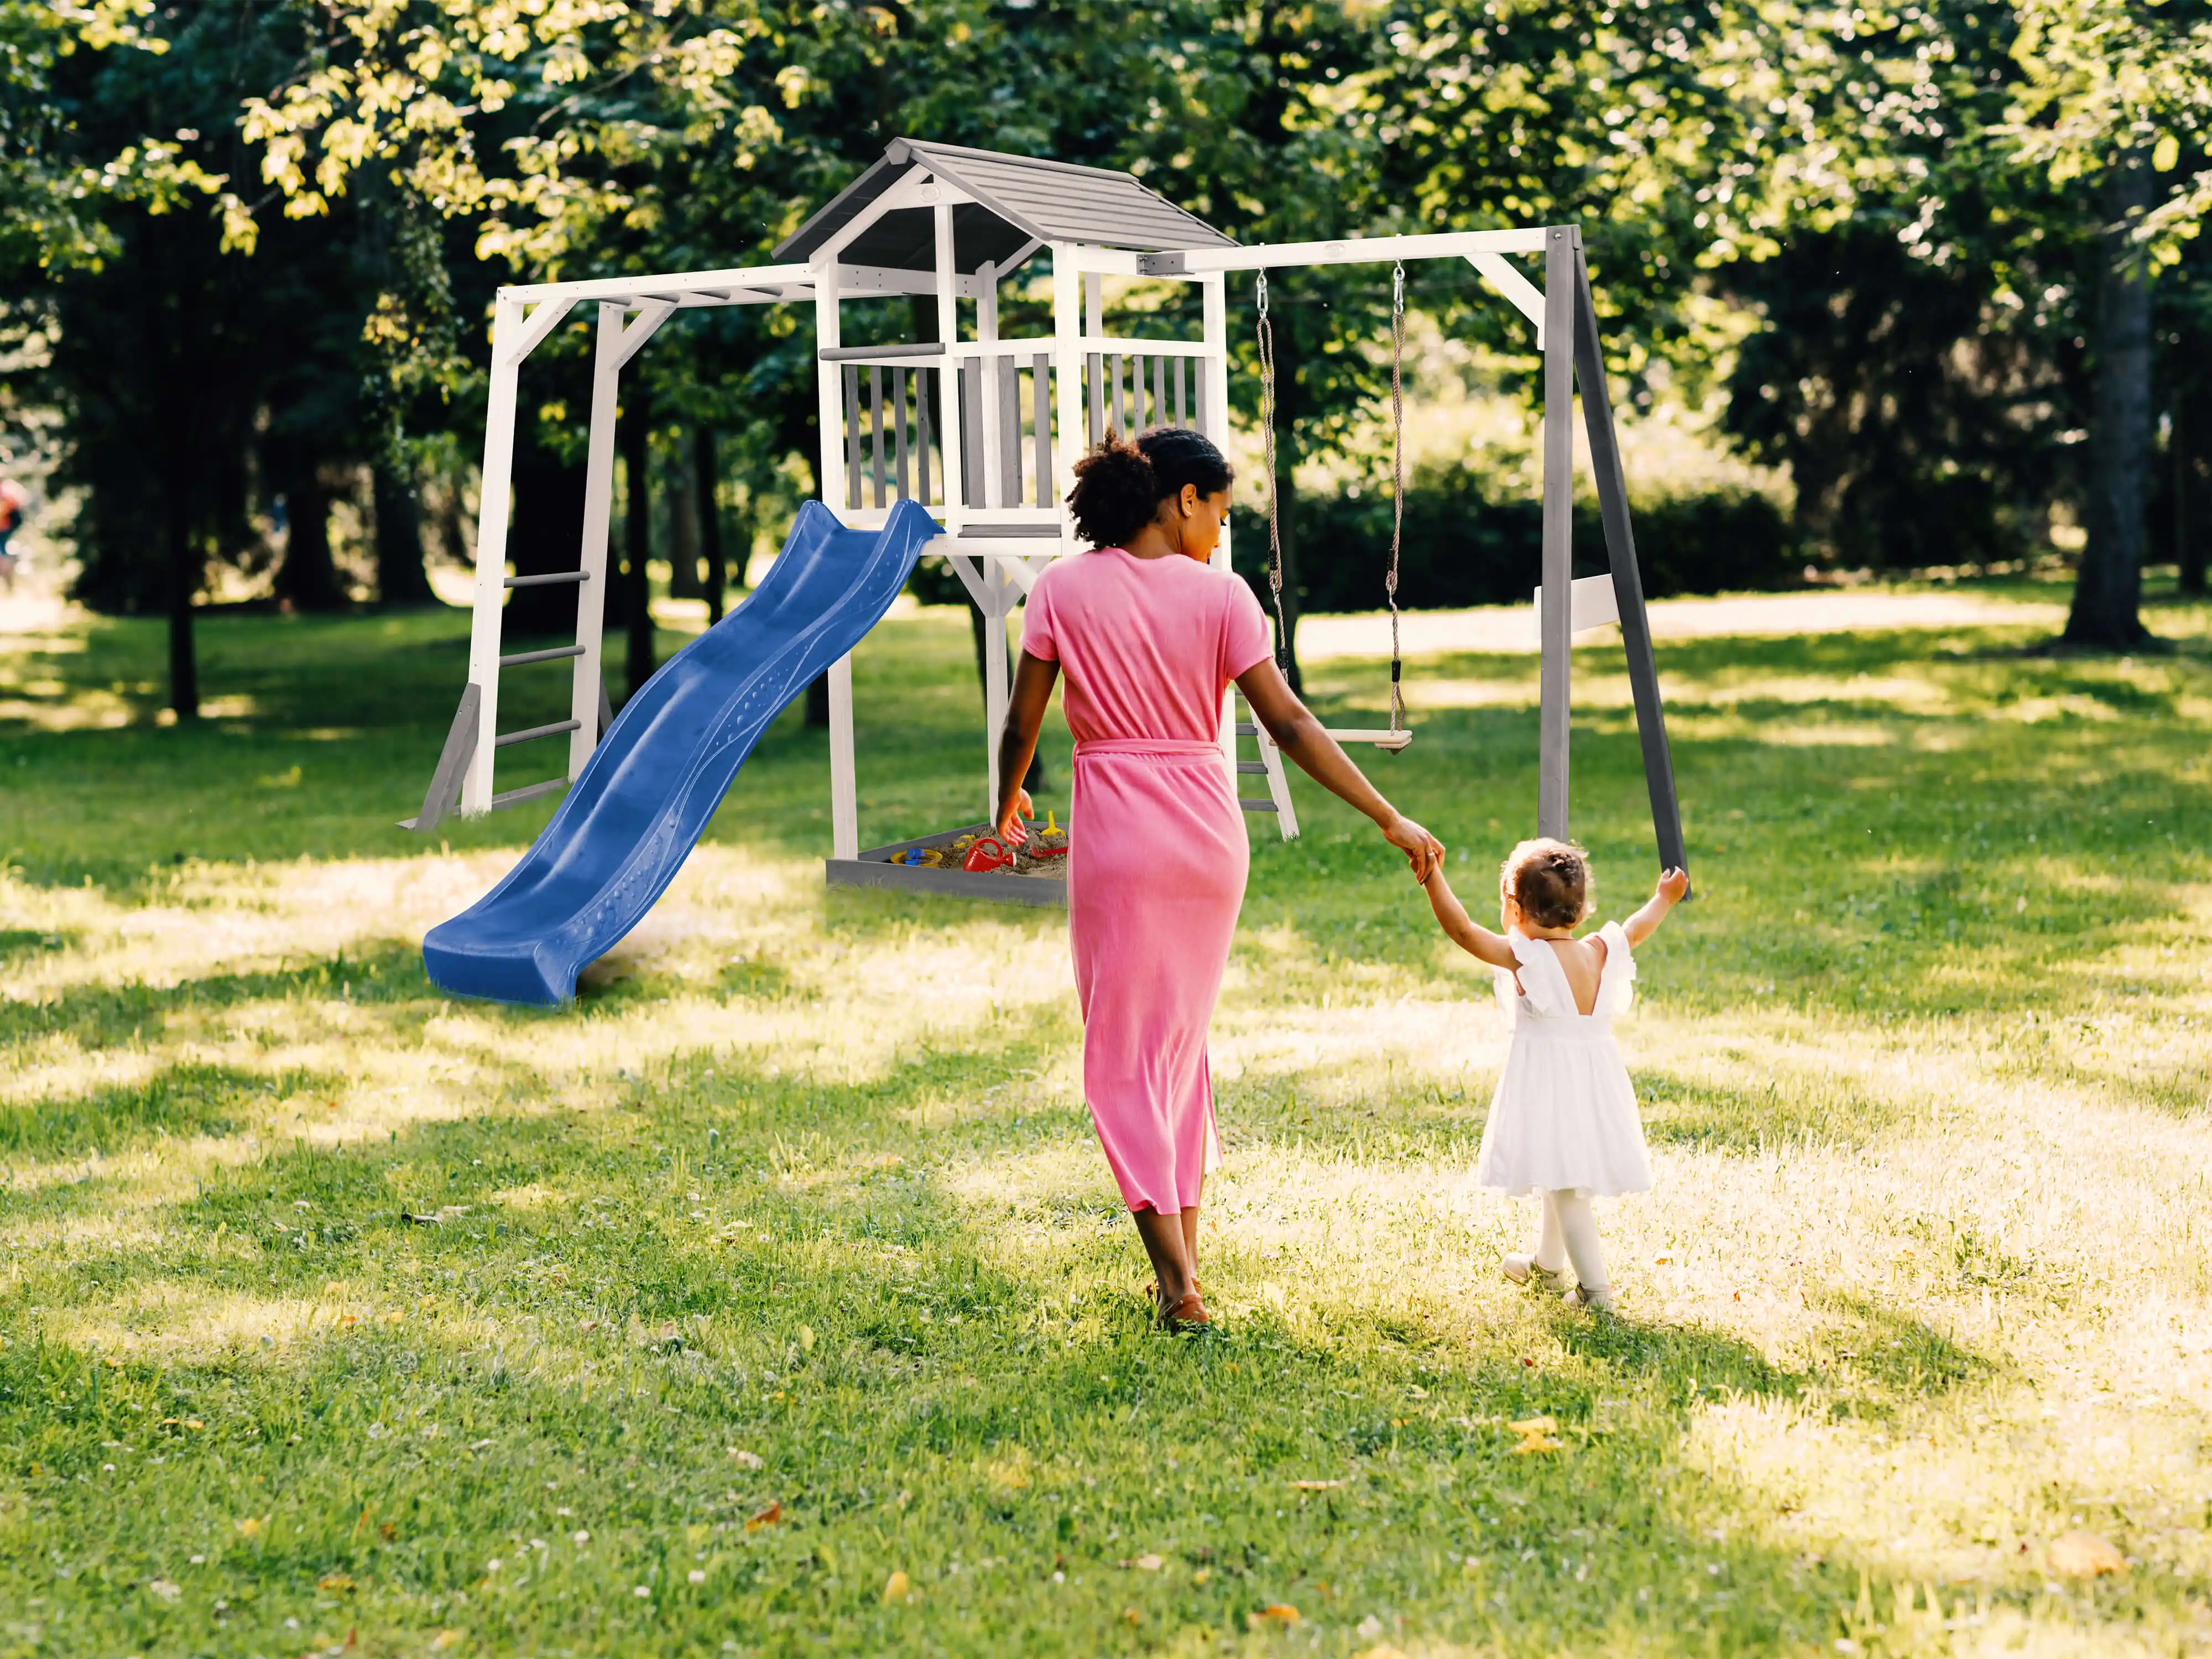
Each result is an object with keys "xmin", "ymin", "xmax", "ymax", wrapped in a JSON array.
[
  {"xmin": 1065, "ymin": 426, "xmax": 1234, "ymax": 549},
  {"xmin": 1500, "ymin": 837, "xmax": 1592, "ymax": 930}
]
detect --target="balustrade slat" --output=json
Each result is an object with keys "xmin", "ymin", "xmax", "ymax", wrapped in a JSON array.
[
  {"xmin": 1033, "ymin": 353, "xmax": 1052, "ymax": 506},
  {"xmin": 842, "ymin": 364, "xmax": 862, "ymax": 510}
]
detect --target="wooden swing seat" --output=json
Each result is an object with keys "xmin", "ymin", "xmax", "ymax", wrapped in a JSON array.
[{"xmin": 1322, "ymin": 727, "xmax": 1414, "ymax": 752}]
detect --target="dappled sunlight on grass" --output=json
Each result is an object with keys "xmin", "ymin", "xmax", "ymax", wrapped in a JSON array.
[{"xmin": 1, "ymin": 587, "xmax": 2208, "ymax": 1654}]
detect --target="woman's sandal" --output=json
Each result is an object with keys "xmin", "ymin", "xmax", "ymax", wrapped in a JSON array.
[{"xmin": 1157, "ymin": 1289, "xmax": 1212, "ymax": 1332}]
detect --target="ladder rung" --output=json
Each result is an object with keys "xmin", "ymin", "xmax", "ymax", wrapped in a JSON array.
[
  {"xmin": 1235, "ymin": 760, "xmax": 1268, "ymax": 774},
  {"xmin": 1235, "ymin": 722, "xmax": 1259, "ymax": 737},
  {"xmin": 499, "ymin": 645, "xmax": 586, "ymax": 667},
  {"xmin": 493, "ymin": 718, "xmax": 582, "ymax": 748},
  {"xmin": 505, "ymin": 571, "xmax": 589, "ymax": 588},
  {"xmin": 490, "ymin": 776, "xmax": 571, "ymax": 809},
  {"xmin": 1239, "ymin": 798, "xmax": 1280, "ymax": 812}
]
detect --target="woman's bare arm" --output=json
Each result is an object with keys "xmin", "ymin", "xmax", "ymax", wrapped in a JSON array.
[
  {"xmin": 1234, "ymin": 657, "xmax": 1442, "ymax": 880},
  {"xmin": 1421, "ymin": 865, "xmax": 1519, "ymax": 968},
  {"xmin": 1623, "ymin": 867, "xmax": 1691, "ymax": 947},
  {"xmin": 994, "ymin": 649, "xmax": 1061, "ymax": 842}
]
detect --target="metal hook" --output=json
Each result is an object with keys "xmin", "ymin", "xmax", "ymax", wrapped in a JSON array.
[
  {"xmin": 1392, "ymin": 260, "xmax": 1405, "ymax": 315},
  {"xmin": 1256, "ymin": 269, "xmax": 1269, "ymax": 320}
]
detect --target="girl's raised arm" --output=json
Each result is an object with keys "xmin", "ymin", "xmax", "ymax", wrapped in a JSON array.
[
  {"xmin": 1623, "ymin": 868, "xmax": 1691, "ymax": 947},
  {"xmin": 1422, "ymin": 866, "xmax": 1518, "ymax": 969}
]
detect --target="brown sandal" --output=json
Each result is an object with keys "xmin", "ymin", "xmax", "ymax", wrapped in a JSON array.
[{"xmin": 1158, "ymin": 1289, "xmax": 1212, "ymax": 1331}]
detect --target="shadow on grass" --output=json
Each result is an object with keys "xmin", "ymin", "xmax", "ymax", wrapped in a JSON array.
[
  {"xmin": 0, "ymin": 1060, "xmax": 340, "ymax": 1162},
  {"xmin": 0, "ymin": 940, "xmax": 433, "ymax": 1051}
]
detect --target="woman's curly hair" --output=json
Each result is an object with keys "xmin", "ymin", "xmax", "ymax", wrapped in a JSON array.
[
  {"xmin": 1500, "ymin": 837, "xmax": 1592, "ymax": 931},
  {"xmin": 1065, "ymin": 426, "xmax": 1234, "ymax": 549}
]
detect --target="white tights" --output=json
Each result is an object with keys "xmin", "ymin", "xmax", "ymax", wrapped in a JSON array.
[{"xmin": 1532, "ymin": 1190, "xmax": 1610, "ymax": 1296}]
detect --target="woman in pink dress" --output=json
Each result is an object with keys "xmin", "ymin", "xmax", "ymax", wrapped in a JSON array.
[{"xmin": 994, "ymin": 429, "xmax": 1443, "ymax": 1330}]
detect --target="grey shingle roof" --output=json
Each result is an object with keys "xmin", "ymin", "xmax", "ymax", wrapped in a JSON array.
[{"xmin": 775, "ymin": 139, "xmax": 1234, "ymax": 273}]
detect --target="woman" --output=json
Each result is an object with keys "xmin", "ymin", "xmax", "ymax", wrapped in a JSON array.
[{"xmin": 994, "ymin": 427, "xmax": 1444, "ymax": 1329}]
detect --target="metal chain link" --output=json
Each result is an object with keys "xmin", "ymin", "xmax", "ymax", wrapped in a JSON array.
[
  {"xmin": 1387, "ymin": 261, "xmax": 1406, "ymax": 732},
  {"xmin": 1256, "ymin": 270, "xmax": 1290, "ymax": 674}
]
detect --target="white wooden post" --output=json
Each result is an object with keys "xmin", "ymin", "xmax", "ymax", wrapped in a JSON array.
[
  {"xmin": 1538, "ymin": 228, "xmax": 1575, "ymax": 840},
  {"xmin": 815, "ymin": 259, "xmax": 860, "ymax": 860},
  {"xmin": 1051, "ymin": 244, "xmax": 1084, "ymax": 552},
  {"xmin": 813, "ymin": 262, "xmax": 844, "ymax": 513},
  {"xmin": 978, "ymin": 259, "xmax": 1001, "ymax": 509},
  {"xmin": 567, "ymin": 301, "xmax": 624, "ymax": 777},
  {"xmin": 1084, "ymin": 271, "xmax": 1103, "ymax": 340},
  {"xmin": 462, "ymin": 295, "xmax": 526, "ymax": 813},
  {"xmin": 1201, "ymin": 272, "xmax": 1239, "ymax": 797},
  {"xmin": 934, "ymin": 201, "xmax": 964, "ymax": 529}
]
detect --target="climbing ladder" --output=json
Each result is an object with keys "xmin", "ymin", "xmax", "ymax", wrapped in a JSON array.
[{"xmin": 1233, "ymin": 692, "xmax": 1299, "ymax": 837}]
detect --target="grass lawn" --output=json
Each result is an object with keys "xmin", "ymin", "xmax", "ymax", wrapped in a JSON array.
[{"xmin": 1, "ymin": 576, "xmax": 2209, "ymax": 1658}]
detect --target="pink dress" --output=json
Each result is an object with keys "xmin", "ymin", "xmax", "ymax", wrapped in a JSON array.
[{"xmin": 1020, "ymin": 549, "xmax": 1274, "ymax": 1214}]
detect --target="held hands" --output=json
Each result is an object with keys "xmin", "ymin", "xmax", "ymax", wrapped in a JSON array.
[
  {"xmin": 1381, "ymin": 813, "xmax": 1446, "ymax": 883},
  {"xmin": 1655, "ymin": 867, "xmax": 1690, "ymax": 906},
  {"xmin": 997, "ymin": 788, "xmax": 1035, "ymax": 847}
]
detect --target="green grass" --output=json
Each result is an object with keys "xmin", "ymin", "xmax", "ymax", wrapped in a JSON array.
[{"xmin": 1, "ymin": 578, "xmax": 2209, "ymax": 1657}]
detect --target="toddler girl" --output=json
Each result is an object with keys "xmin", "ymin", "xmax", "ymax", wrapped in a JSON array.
[{"xmin": 1421, "ymin": 839, "xmax": 1688, "ymax": 1310}]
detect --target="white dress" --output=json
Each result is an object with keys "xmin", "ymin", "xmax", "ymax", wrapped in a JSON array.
[{"xmin": 1474, "ymin": 922, "xmax": 1653, "ymax": 1198}]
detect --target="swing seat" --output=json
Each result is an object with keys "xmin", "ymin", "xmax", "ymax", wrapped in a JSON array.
[{"xmin": 1322, "ymin": 727, "xmax": 1413, "ymax": 753}]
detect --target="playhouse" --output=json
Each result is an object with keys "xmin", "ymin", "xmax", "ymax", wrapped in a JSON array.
[{"xmin": 410, "ymin": 140, "xmax": 1685, "ymax": 993}]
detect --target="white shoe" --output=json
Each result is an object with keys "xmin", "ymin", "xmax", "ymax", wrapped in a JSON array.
[
  {"xmin": 1503, "ymin": 1252, "xmax": 1570, "ymax": 1290},
  {"xmin": 1563, "ymin": 1281, "xmax": 1617, "ymax": 1312}
]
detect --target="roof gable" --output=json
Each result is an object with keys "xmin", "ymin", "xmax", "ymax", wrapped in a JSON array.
[{"xmin": 774, "ymin": 138, "xmax": 1234, "ymax": 273}]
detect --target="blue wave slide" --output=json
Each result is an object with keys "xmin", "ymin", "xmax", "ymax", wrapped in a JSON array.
[{"xmin": 424, "ymin": 498, "xmax": 940, "ymax": 1005}]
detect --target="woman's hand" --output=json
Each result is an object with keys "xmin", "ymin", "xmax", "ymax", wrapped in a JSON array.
[
  {"xmin": 997, "ymin": 788, "xmax": 1035, "ymax": 846},
  {"xmin": 1381, "ymin": 813, "xmax": 1444, "ymax": 882}
]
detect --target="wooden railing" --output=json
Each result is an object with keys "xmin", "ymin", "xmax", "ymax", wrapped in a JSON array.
[{"xmin": 824, "ymin": 337, "xmax": 1215, "ymax": 518}]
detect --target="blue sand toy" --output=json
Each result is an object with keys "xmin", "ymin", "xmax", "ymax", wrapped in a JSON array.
[{"xmin": 423, "ymin": 498, "xmax": 939, "ymax": 1004}]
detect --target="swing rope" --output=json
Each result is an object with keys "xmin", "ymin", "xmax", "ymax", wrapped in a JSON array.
[
  {"xmin": 1255, "ymin": 263, "xmax": 1410, "ymax": 740},
  {"xmin": 1256, "ymin": 270, "xmax": 1290, "ymax": 676}
]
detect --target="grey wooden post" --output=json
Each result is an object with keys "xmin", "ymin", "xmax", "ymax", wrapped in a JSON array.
[
  {"xmin": 1538, "ymin": 227, "xmax": 1576, "ymax": 839},
  {"xmin": 401, "ymin": 682, "xmax": 481, "ymax": 832},
  {"xmin": 1569, "ymin": 235, "xmax": 1689, "ymax": 887}
]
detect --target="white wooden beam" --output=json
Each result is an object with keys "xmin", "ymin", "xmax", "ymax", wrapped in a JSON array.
[
  {"xmin": 1142, "ymin": 227, "xmax": 1554, "ymax": 276},
  {"xmin": 500, "ymin": 297, "xmax": 577, "ymax": 368},
  {"xmin": 1470, "ymin": 251, "xmax": 1547, "ymax": 348},
  {"xmin": 567, "ymin": 302, "xmax": 625, "ymax": 779}
]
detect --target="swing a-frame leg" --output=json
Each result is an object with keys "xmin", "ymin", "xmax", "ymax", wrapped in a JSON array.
[{"xmin": 1536, "ymin": 227, "xmax": 1689, "ymax": 886}]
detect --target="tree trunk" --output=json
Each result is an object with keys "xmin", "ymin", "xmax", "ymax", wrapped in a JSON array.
[
  {"xmin": 2064, "ymin": 156, "xmax": 2156, "ymax": 649},
  {"xmin": 373, "ymin": 460, "xmax": 436, "ymax": 606},
  {"xmin": 2178, "ymin": 389, "xmax": 2208, "ymax": 597},
  {"xmin": 506, "ymin": 431, "xmax": 591, "ymax": 636},
  {"xmin": 623, "ymin": 382, "xmax": 655, "ymax": 698},
  {"xmin": 165, "ymin": 460, "xmax": 199, "ymax": 719},
  {"xmin": 696, "ymin": 424, "xmax": 726, "ymax": 624},
  {"xmin": 666, "ymin": 426, "xmax": 702, "ymax": 598},
  {"xmin": 1268, "ymin": 311, "xmax": 1307, "ymax": 692},
  {"xmin": 274, "ymin": 468, "xmax": 345, "ymax": 611}
]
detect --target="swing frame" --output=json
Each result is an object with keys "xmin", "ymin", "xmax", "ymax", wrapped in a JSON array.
[{"xmin": 1145, "ymin": 226, "xmax": 1688, "ymax": 866}]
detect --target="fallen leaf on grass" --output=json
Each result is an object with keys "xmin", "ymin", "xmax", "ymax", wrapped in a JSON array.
[
  {"xmin": 236, "ymin": 1516, "xmax": 265, "ymax": 1538},
  {"xmin": 747, "ymin": 1502, "xmax": 783, "ymax": 1530},
  {"xmin": 429, "ymin": 1632, "xmax": 462, "ymax": 1651},
  {"xmin": 147, "ymin": 1578, "xmax": 181, "ymax": 1600},
  {"xmin": 882, "ymin": 1570, "xmax": 911, "ymax": 1604},
  {"xmin": 797, "ymin": 1325, "xmax": 816, "ymax": 1352},
  {"xmin": 1290, "ymin": 1480, "xmax": 1342, "ymax": 1491},
  {"xmin": 1122, "ymin": 1608, "xmax": 1141, "ymax": 1625},
  {"xmin": 1118, "ymin": 1553, "xmax": 1163, "ymax": 1571},
  {"xmin": 2049, "ymin": 1530, "xmax": 2126, "ymax": 1577},
  {"xmin": 727, "ymin": 1448, "xmax": 764, "ymax": 1469},
  {"xmin": 319, "ymin": 1573, "xmax": 356, "ymax": 1593},
  {"xmin": 1248, "ymin": 1604, "xmax": 1301, "ymax": 1627},
  {"xmin": 1508, "ymin": 1416, "xmax": 1557, "ymax": 1436}
]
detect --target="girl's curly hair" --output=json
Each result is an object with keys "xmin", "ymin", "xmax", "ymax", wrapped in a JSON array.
[{"xmin": 1065, "ymin": 426, "xmax": 1234, "ymax": 549}]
